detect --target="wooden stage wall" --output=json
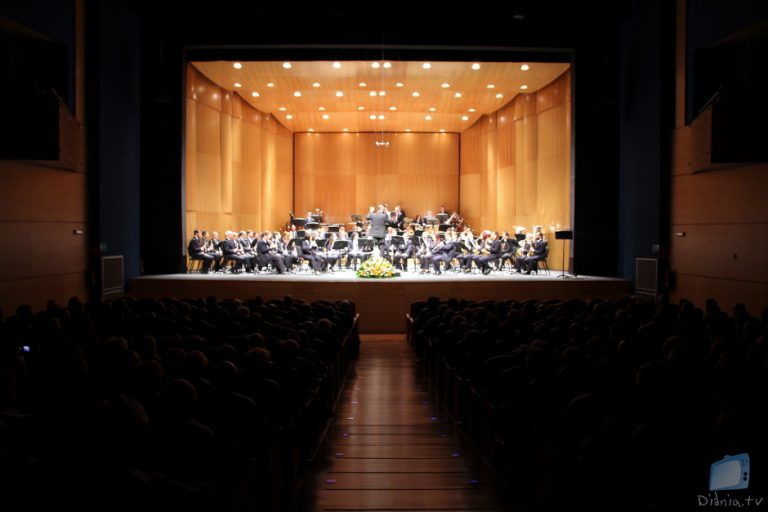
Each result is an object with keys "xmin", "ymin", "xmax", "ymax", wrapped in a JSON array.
[
  {"xmin": 460, "ymin": 70, "xmax": 571, "ymax": 271},
  {"xmin": 185, "ymin": 64, "xmax": 293, "ymax": 237},
  {"xmin": 294, "ymin": 132, "xmax": 459, "ymax": 225},
  {"xmin": 128, "ymin": 276, "xmax": 631, "ymax": 334}
]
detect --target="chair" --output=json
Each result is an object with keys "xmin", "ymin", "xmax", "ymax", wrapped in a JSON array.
[{"xmin": 187, "ymin": 256, "xmax": 203, "ymax": 273}]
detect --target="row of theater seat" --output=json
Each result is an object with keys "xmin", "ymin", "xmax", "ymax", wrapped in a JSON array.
[
  {"xmin": 408, "ymin": 296, "xmax": 768, "ymax": 512},
  {"xmin": 0, "ymin": 295, "xmax": 359, "ymax": 511}
]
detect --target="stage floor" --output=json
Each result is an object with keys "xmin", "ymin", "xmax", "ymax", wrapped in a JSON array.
[{"xmin": 129, "ymin": 268, "xmax": 633, "ymax": 333}]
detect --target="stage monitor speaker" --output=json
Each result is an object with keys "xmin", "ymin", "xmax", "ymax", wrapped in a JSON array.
[{"xmin": 555, "ymin": 230, "xmax": 573, "ymax": 240}]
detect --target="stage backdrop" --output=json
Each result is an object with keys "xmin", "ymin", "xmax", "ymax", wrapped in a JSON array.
[
  {"xmin": 460, "ymin": 70, "xmax": 571, "ymax": 270},
  {"xmin": 185, "ymin": 65, "xmax": 293, "ymax": 239},
  {"xmin": 294, "ymin": 132, "xmax": 459, "ymax": 226}
]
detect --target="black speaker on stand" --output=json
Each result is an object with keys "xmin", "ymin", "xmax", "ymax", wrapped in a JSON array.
[{"xmin": 554, "ymin": 230, "xmax": 573, "ymax": 278}]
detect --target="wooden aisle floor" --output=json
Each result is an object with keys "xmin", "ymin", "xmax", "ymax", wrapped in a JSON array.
[{"xmin": 295, "ymin": 335, "xmax": 516, "ymax": 512}]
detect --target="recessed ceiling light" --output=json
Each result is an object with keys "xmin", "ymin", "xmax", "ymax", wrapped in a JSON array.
[
  {"xmin": 520, "ymin": 64, "xmax": 530, "ymax": 71},
  {"xmin": 439, "ymin": 129, "xmax": 446, "ymax": 133},
  {"xmin": 405, "ymin": 128, "xmax": 412, "ymax": 132},
  {"xmin": 496, "ymin": 93, "xmax": 504, "ymax": 99},
  {"xmin": 293, "ymin": 91, "xmax": 302, "ymax": 97},
  {"xmin": 412, "ymin": 91, "xmax": 420, "ymax": 97},
  {"xmin": 267, "ymin": 82, "xmax": 275, "ymax": 87},
  {"xmin": 312, "ymin": 82, "xmax": 321, "ymax": 88},
  {"xmin": 322, "ymin": 114, "xmax": 330, "ymax": 120},
  {"xmin": 336, "ymin": 91, "xmax": 344, "ymax": 97},
  {"xmin": 428, "ymin": 107, "xmax": 436, "ymax": 112},
  {"xmin": 468, "ymin": 108, "xmax": 477, "ymax": 112},
  {"xmin": 233, "ymin": 82, "xmax": 242, "ymax": 88},
  {"xmin": 461, "ymin": 115, "xmax": 469, "ymax": 121},
  {"xmin": 422, "ymin": 62, "xmax": 431, "ymax": 69},
  {"xmin": 395, "ymin": 82, "xmax": 404, "ymax": 88},
  {"xmin": 286, "ymin": 114, "xmax": 293, "ymax": 120},
  {"xmin": 378, "ymin": 91, "xmax": 385, "ymax": 96},
  {"xmin": 233, "ymin": 62, "xmax": 242, "ymax": 69},
  {"xmin": 441, "ymin": 83, "xmax": 450, "ymax": 88},
  {"xmin": 486, "ymin": 84, "xmax": 495, "ymax": 89},
  {"xmin": 358, "ymin": 82, "xmax": 367, "ymax": 87},
  {"xmin": 471, "ymin": 63, "xmax": 481, "ymax": 70},
  {"xmin": 282, "ymin": 62, "xmax": 292, "ymax": 69},
  {"xmin": 318, "ymin": 106, "xmax": 326, "ymax": 111},
  {"xmin": 251, "ymin": 91, "xmax": 260, "ymax": 97},
  {"xmin": 358, "ymin": 106, "xmax": 365, "ymax": 111},
  {"xmin": 371, "ymin": 62, "xmax": 381, "ymax": 69},
  {"xmin": 369, "ymin": 114, "xmax": 376, "ymax": 120},
  {"xmin": 332, "ymin": 62, "xmax": 342, "ymax": 69},
  {"xmin": 425, "ymin": 115, "xmax": 432, "ymax": 120},
  {"xmin": 279, "ymin": 106, "xmax": 286, "ymax": 111},
  {"xmin": 343, "ymin": 128, "xmax": 349, "ymax": 132},
  {"xmin": 383, "ymin": 62, "xmax": 392, "ymax": 69},
  {"xmin": 378, "ymin": 114, "xmax": 385, "ymax": 120},
  {"xmin": 308, "ymin": 128, "xmax": 315, "ymax": 132},
  {"xmin": 454, "ymin": 92, "xmax": 462, "ymax": 98},
  {"xmin": 520, "ymin": 84, "xmax": 528, "ymax": 90},
  {"xmin": 389, "ymin": 106, "xmax": 397, "ymax": 111}
]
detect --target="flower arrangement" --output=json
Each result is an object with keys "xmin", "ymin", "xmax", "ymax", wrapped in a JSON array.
[{"xmin": 356, "ymin": 256, "xmax": 400, "ymax": 278}]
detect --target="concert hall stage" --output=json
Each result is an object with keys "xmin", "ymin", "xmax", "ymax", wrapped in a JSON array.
[{"xmin": 129, "ymin": 269, "xmax": 632, "ymax": 333}]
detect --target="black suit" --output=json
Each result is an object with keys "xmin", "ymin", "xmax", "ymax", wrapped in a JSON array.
[
  {"xmin": 366, "ymin": 211, "xmax": 389, "ymax": 251},
  {"xmin": 188, "ymin": 236, "xmax": 214, "ymax": 272},
  {"xmin": 256, "ymin": 239, "xmax": 285, "ymax": 273}
]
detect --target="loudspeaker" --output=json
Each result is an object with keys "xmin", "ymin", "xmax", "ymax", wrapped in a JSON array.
[{"xmin": 555, "ymin": 230, "xmax": 573, "ymax": 240}]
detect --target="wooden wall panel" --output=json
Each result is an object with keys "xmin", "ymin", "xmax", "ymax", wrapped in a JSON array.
[
  {"xmin": 185, "ymin": 65, "xmax": 289, "ymax": 240},
  {"xmin": 0, "ymin": 105, "xmax": 88, "ymax": 314},
  {"xmin": 295, "ymin": 133, "xmax": 459, "ymax": 225},
  {"xmin": 459, "ymin": 70, "xmax": 571, "ymax": 268}
]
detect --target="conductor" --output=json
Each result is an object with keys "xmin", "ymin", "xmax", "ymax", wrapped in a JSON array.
[{"xmin": 366, "ymin": 204, "xmax": 389, "ymax": 253}]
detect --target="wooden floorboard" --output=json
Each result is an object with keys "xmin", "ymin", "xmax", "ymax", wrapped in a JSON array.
[{"xmin": 296, "ymin": 336, "xmax": 516, "ymax": 512}]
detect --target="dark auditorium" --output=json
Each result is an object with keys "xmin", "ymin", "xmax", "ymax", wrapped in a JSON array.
[{"xmin": 1, "ymin": 1, "xmax": 767, "ymax": 511}]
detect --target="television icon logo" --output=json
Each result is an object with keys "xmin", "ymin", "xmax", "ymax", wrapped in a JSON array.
[{"xmin": 709, "ymin": 453, "xmax": 750, "ymax": 491}]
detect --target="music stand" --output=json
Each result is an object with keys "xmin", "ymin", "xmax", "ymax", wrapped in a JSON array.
[
  {"xmin": 328, "ymin": 224, "xmax": 341, "ymax": 233},
  {"xmin": 515, "ymin": 233, "xmax": 526, "ymax": 242},
  {"xmin": 554, "ymin": 230, "xmax": 573, "ymax": 278},
  {"xmin": 438, "ymin": 223, "xmax": 450, "ymax": 232},
  {"xmin": 391, "ymin": 236, "xmax": 404, "ymax": 246},
  {"xmin": 292, "ymin": 217, "xmax": 306, "ymax": 228},
  {"xmin": 360, "ymin": 238, "xmax": 374, "ymax": 253},
  {"xmin": 296, "ymin": 230, "xmax": 306, "ymax": 239},
  {"xmin": 425, "ymin": 217, "xmax": 439, "ymax": 226},
  {"xmin": 436, "ymin": 213, "xmax": 449, "ymax": 224},
  {"xmin": 332, "ymin": 240, "xmax": 349, "ymax": 251},
  {"xmin": 305, "ymin": 222, "xmax": 320, "ymax": 231},
  {"xmin": 414, "ymin": 229, "xmax": 424, "ymax": 238}
]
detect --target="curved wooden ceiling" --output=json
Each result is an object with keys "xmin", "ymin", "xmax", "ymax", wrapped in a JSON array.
[{"xmin": 191, "ymin": 60, "xmax": 570, "ymax": 133}]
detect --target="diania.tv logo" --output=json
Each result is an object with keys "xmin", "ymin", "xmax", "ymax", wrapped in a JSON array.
[{"xmin": 698, "ymin": 453, "xmax": 764, "ymax": 508}]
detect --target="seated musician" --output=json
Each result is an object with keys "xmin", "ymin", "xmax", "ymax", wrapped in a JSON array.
[
  {"xmin": 277, "ymin": 231, "xmax": 296, "ymax": 271},
  {"xmin": 188, "ymin": 229, "xmax": 215, "ymax": 273},
  {"xmin": 222, "ymin": 231, "xmax": 252, "ymax": 272},
  {"xmin": 345, "ymin": 231, "xmax": 370, "ymax": 270},
  {"xmin": 431, "ymin": 230, "xmax": 459, "ymax": 274},
  {"xmin": 513, "ymin": 233, "xmax": 534, "ymax": 273},
  {"xmin": 520, "ymin": 231, "xmax": 548, "ymax": 274},
  {"xmin": 499, "ymin": 231, "xmax": 518, "ymax": 269},
  {"xmin": 255, "ymin": 231, "xmax": 286, "ymax": 273},
  {"xmin": 324, "ymin": 233, "xmax": 341, "ymax": 271},
  {"xmin": 204, "ymin": 230, "xmax": 223, "ymax": 272},
  {"xmin": 393, "ymin": 232, "xmax": 415, "ymax": 271},
  {"xmin": 456, "ymin": 229, "xmax": 476, "ymax": 272},
  {"xmin": 394, "ymin": 205, "xmax": 406, "ymax": 230},
  {"xmin": 300, "ymin": 232, "xmax": 327, "ymax": 274},
  {"xmin": 418, "ymin": 233, "xmax": 440, "ymax": 273},
  {"xmin": 382, "ymin": 227, "xmax": 397, "ymax": 262},
  {"xmin": 477, "ymin": 231, "xmax": 502, "ymax": 275}
]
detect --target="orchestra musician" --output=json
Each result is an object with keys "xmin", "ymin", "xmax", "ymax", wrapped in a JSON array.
[
  {"xmin": 499, "ymin": 231, "xmax": 518, "ymax": 270},
  {"xmin": 393, "ymin": 231, "xmax": 415, "ymax": 271},
  {"xmin": 324, "ymin": 232, "xmax": 341, "ymax": 271},
  {"xmin": 221, "ymin": 231, "xmax": 252, "ymax": 273},
  {"xmin": 456, "ymin": 229, "xmax": 476, "ymax": 272},
  {"xmin": 188, "ymin": 229, "xmax": 215, "ymax": 273},
  {"xmin": 519, "ymin": 231, "xmax": 548, "ymax": 274},
  {"xmin": 301, "ymin": 232, "xmax": 327, "ymax": 274},
  {"xmin": 256, "ymin": 231, "xmax": 286, "ymax": 274},
  {"xmin": 513, "ymin": 233, "xmax": 535, "ymax": 273},
  {"xmin": 346, "ymin": 231, "xmax": 371, "ymax": 270},
  {"xmin": 477, "ymin": 231, "xmax": 501, "ymax": 275},
  {"xmin": 204, "ymin": 230, "xmax": 223, "ymax": 272},
  {"xmin": 431, "ymin": 230, "xmax": 459, "ymax": 274}
]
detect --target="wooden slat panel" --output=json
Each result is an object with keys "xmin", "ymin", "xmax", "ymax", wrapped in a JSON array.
[
  {"xmin": 672, "ymin": 126, "xmax": 693, "ymax": 176},
  {"xmin": 319, "ymin": 473, "xmax": 474, "ymax": 490},
  {"xmin": 670, "ymin": 274, "xmax": 768, "ymax": 316},
  {"xmin": 0, "ymin": 163, "xmax": 86, "ymax": 222},
  {"xmin": 669, "ymin": 223, "xmax": 768, "ymax": 284},
  {"xmin": 316, "ymin": 489, "xmax": 493, "ymax": 510},
  {"xmin": 0, "ymin": 221, "xmax": 87, "ymax": 280},
  {"xmin": 0, "ymin": 273, "xmax": 88, "ymax": 318},
  {"xmin": 671, "ymin": 164, "xmax": 768, "ymax": 225}
]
